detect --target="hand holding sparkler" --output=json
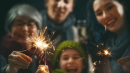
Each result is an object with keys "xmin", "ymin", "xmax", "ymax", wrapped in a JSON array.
[
  {"xmin": 6, "ymin": 51, "xmax": 32, "ymax": 73},
  {"xmin": 36, "ymin": 65, "xmax": 49, "ymax": 73}
]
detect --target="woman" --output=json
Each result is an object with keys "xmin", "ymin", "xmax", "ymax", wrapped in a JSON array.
[
  {"xmin": 87, "ymin": 0, "xmax": 130, "ymax": 73},
  {"xmin": 0, "ymin": 4, "xmax": 52, "ymax": 73}
]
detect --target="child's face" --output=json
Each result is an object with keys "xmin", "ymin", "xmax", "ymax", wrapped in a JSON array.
[{"xmin": 59, "ymin": 49, "xmax": 84, "ymax": 73}]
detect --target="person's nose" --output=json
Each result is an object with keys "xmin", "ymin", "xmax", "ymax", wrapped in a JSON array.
[
  {"xmin": 57, "ymin": 1, "xmax": 65, "ymax": 8},
  {"xmin": 68, "ymin": 58, "xmax": 73, "ymax": 64},
  {"xmin": 22, "ymin": 24, "xmax": 28, "ymax": 31},
  {"xmin": 103, "ymin": 11, "xmax": 110, "ymax": 20}
]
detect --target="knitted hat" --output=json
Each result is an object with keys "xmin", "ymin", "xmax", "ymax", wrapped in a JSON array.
[{"xmin": 53, "ymin": 40, "xmax": 88, "ymax": 69}]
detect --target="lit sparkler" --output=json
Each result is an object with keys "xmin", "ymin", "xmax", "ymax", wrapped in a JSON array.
[
  {"xmin": 90, "ymin": 42, "xmax": 117, "ymax": 60},
  {"xmin": 29, "ymin": 27, "xmax": 53, "ymax": 50},
  {"xmin": 89, "ymin": 66, "xmax": 96, "ymax": 72},
  {"xmin": 93, "ymin": 61, "xmax": 97, "ymax": 65},
  {"xmin": 103, "ymin": 50, "xmax": 111, "ymax": 55},
  {"xmin": 29, "ymin": 27, "xmax": 55, "ymax": 64},
  {"xmin": 40, "ymin": 65, "xmax": 49, "ymax": 73},
  {"xmin": 89, "ymin": 42, "xmax": 118, "ymax": 72},
  {"xmin": 41, "ymin": 66, "xmax": 46, "ymax": 72},
  {"xmin": 96, "ymin": 50, "xmax": 111, "ymax": 56},
  {"xmin": 89, "ymin": 61, "xmax": 97, "ymax": 72}
]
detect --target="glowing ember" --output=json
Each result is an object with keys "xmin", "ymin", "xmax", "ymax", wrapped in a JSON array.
[
  {"xmin": 97, "ymin": 50, "xmax": 111, "ymax": 56},
  {"xmin": 36, "ymin": 42, "xmax": 42, "ymax": 47},
  {"xmin": 97, "ymin": 51, "xmax": 102, "ymax": 56},
  {"xmin": 104, "ymin": 50, "xmax": 108, "ymax": 55},
  {"xmin": 97, "ymin": 45, "xmax": 99, "ymax": 47},
  {"xmin": 103, "ymin": 50, "xmax": 111, "ymax": 55},
  {"xmin": 40, "ymin": 66, "xmax": 46, "ymax": 72},
  {"xmin": 41, "ymin": 66, "xmax": 45, "ymax": 70},
  {"xmin": 89, "ymin": 61, "xmax": 97, "ymax": 72},
  {"xmin": 89, "ymin": 66, "xmax": 96, "ymax": 72},
  {"xmin": 100, "ymin": 43, "xmax": 104, "ymax": 46},
  {"xmin": 93, "ymin": 61, "xmax": 97, "ymax": 66},
  {"xmin": 99, "ymin": 60, "xmax": 101, "ymax": 64}
]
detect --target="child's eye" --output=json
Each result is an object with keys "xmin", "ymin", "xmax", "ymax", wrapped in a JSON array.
[
  {"xmin": 73, "ymin": 57, "xmax": 79, "ymax": 59},
  {"xmin": 55, "ymin": 0, "xmax": 60, "ymax": 2},
  {"xmin": 96, "ymin": 12, "xmax": 102, "ymax": 16},
  {"xmin": 64, "ymin": 0, "xmax": 68, "ymax": 3},
  {"xmin": 63, "ymin": 58, "xmax": 68, "ymax": 60},
  {"xmin": 107, "ymin": 6, "xmax": 114, "ymax": 11}
]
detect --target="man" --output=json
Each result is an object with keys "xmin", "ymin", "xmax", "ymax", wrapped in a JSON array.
[{"xmin": 41, "ymin": 0, "xmax": 79, "ymax": 64}]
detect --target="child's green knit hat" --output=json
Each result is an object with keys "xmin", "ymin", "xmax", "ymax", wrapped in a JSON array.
[{"xmin": 53, "ymin": 40, "xmax": 88, "ymax": 69}]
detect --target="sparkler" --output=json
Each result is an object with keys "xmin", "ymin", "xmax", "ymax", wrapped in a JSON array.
[
  {"xmin": 89, "ymin": 42, "xmax": 118, "ymax": 72},
  {"xmin": 30, "ymin": 27, "xmax": 52, "ymax": 50},
  {"xmin": 89, "ymin": 61, "xmax": 97, "ymax": 72},
  {"xmin": 89, "ymin": 66, "xmax": 96, "ymax": 72},
  {"xmin": 90, "ymin": 42, "xmax": 117, "ymax": 60},
  {"xmin": 29, "ymin": 26, "xmax": 54, "ymax": 65},
  {"xmin": 41, "ymin": 66, "xmax": 46, "ymax": 72},
  {"xmin": 96, "ymin": 50, "xmax": 111, "ymax": 56},
  {"xmin": 96, "ymin": 49, "xmax": 117, "ymax": 60},
  {"xmin": 18, "ymin": 27, "xmax": 54, "ymax": 72},
  {"xmin": 39, "ymin": 65, "xmax": 49, "ymax": 73}
]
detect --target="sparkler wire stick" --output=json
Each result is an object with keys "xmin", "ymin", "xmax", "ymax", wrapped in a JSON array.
[
  {"xmin": 45, "ymin": 50, "xmax": 46, "ymax": 65},
  {"xmin": 31, "ymin": 47, "xmax": 38, "ymax": 58}
]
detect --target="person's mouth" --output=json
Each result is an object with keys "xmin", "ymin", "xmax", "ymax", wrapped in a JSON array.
[
  {"xmin": 106, "ymin": 18, "xmax": 116, "ymax": 27},
  {"xmin": 18, "ymin": 35, "xmax": 29, "ymax": 39},
  {"xmin": 56, "ymin": 11, "xmax": 63, "ymax": 13},
  {"xmin": 55, "ymin": 10, "xmax": 65, "ymax": 15},
  {"xmin": 67, "ymin": 67, "xmax": 77, "ymax": 73}
]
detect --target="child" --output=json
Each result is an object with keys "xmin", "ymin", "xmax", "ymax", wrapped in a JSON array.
[{"xmin": 52, "ymin": 40, "xmax": 88, "ymax": 73}]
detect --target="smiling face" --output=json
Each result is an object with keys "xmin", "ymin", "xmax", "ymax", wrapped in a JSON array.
[
  {"xmin": 46, "ymin": 0, "xmax": 74, "ymax": 24},
  {"xmin": 59, "ymin": 49, "xmax": 84, "ymax": 73},
  {"xmin": 93, "ymin": 0, "xmax": 127, "ymax": 35},
  {"xmin": 10, "ymin": 16, "xmax": 38, "ymax": 47}
]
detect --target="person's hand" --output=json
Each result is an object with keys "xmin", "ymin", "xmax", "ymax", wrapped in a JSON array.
[
  {"xmin": 6, "ymin": 51, "xmax": 32, "ymax": 73},
  {"xmin": 36, "ymin": 65, "xmax": 49, "ymax": 73},
  {"xmin": 117, "ymin": 56, "xmax": 130, "ymax": 70}
]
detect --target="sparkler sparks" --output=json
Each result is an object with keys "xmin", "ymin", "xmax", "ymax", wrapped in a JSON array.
[
  {"xmin": 93, "ymin": 61, "xmax": 97, "ymax": 66},
  {"xmin": 39, "ymin": 65, "xmax": 49, "ymax": 73},
  {"xmin": 29, "ymin": 27, "xmax": 53, "ymax": 50},
  {"xmin": 103, "ymin": 50, "xmax": 111, "ymax": 55},
  {"xmin": 97, "ymin": 50, "xmax": 111, "ymax": 56},
  {"xmin": 29, "ymin": 27, "xmax": 55, "ymax": 64},
  {"xmin": 89, "ymin": 61, "xmax": 97, "ymax": 72},
  {"xmin": 41, "ymin": 66, "xmax": 45, "ymax": 72},
  {"xmin": 89, "ymin": 42, "xmax": 117, "ymax": 72},
  {"xmin": 89, "ymin": 66, "xmax": 96, "ymax": 72}
]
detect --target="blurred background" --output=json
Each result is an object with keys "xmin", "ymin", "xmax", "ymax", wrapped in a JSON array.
[{"xmin": 0, "ymin": 0, "xmax": 88, "ymax": 38}]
